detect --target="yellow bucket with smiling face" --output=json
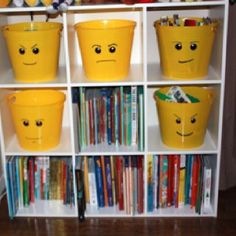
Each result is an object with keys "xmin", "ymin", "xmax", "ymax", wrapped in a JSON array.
[
  {"xmin": 7, "ymin": 90, "xmax": 65, "ymax": 151},
  {"xmin": 154, "ymin": 18, "xmax": 218, "ymax": 80},
  {"xmin": 3, "ymin": 22, "xmax": 62, "ymax": 83},
  {"xmin": 154, "ymin": 86, "xmax": 214, "ymax": 149},
  {"xmin": 74, "ymin": 19, "xmax": 136, "ymax": 81}
]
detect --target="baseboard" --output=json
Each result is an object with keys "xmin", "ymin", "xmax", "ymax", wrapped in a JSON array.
[{"xmin": 0, "ymin": 175, "xmax": 5, "ymax": 195}]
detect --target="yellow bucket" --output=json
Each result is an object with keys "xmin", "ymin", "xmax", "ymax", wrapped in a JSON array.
[
  {"xmin": 3, "ymin": 22, "xmax": 63, "ymax": 83},
  {"xmin": 7, "ymin": 90, "xmax": 65, "ymax": 151},
  {"xmin": 154, "ymin": 18, "xmax": 218, "ymax": 80},
  {"xmin": 154, "ymin": 86, "xmax": 214, "ymax": 149},
  {"xmin": 74, "ymin": 19, "xmax": 136, "ymax": 81}
]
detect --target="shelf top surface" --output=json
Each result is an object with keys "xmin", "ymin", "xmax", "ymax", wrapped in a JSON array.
[{"xmin": 0, "ymin": 1, "xmax": 227, "ymax": 13}]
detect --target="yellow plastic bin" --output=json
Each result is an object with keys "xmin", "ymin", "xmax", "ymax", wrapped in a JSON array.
[
  {"xmin": 154, "ymin": 86, "xmax": 214, "ymax": 149},
  {"xmin": 7, "ymin": 90, "xmax": 66, "ymax": 151},
  {"xmin": 2, "ymin": 22, "xmax": 63, "ymax": 83},
  {"xmin": 154, "ymin": 18, "xmax": 218, "ymax": 80},
  {"xmin": 74, "ymin": 19, "xmax": 136, "ymax": 81}
]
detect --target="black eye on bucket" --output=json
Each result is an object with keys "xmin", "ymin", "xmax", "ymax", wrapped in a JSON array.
[
  {"xmin": 176, "ymin": 118, "xmax": 181, "ymax": 124},
  {"xmin": 191, "ymin": 117, "xmax": 196, "ymax": 123},
  {"xmin": 109, "ymin": 46, "xmax": 116, "ymax": 53},
  {"xmin": 95, "ymin": 47, "xmax": 101, "ymax": 54},
  {"xmin": 23, "ymin": 120, "xmax": 29, "ymax": 127},
  {"xmin": 19, "ymin": 48, "xmax": 25, "ymax": 55},
  {"xmin": 32, "ymin": 48, "xmax": 39, "ymax": 54},
  {"xmin": 190, "ymin": 43, "xmax": 197, "ymax": 50},
  {"xmin": 36, "ymin": 120, "xmax": 43, "ymax": 127},
  {"xmin": 175, "ymin": 43, "xmax": 182, "ymax": 50}
]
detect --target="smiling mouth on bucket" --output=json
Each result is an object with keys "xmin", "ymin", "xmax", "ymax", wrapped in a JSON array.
[
  {"xmin": 178, "ymin": 58, "xmax": 194, "ymax": 64},
  {"xmin": 23, "ymin": 62, "xmax": 37, "ymax": 65},
  {"xmin": 176, "ymin": 131, "xmax": 193, "ymax": 137}
]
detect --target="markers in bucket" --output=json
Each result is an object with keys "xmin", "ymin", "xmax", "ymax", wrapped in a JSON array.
[
  {"xmin": 159, "ymin": 14, "xmax": 214, "ymax": 27},
  {"xmin": 156, "ymin": 86, "xmax": 200, "ymax": 103}
]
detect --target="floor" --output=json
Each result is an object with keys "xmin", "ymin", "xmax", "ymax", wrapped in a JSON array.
[{"xmin": 0, "ymin": 187, "xmax": 236, "ymax": 236}]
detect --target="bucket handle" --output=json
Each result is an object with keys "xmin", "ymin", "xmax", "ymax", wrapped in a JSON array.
[{"xmin": 8, "ymin": 96, "xmax": 16, "ymax": 104}]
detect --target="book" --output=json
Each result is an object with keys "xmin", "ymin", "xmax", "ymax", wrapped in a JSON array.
[
  {"xmin": 88, "ymin": 157, "xmax": 98, "ymax": 206},
  {"xmin": 137, "ymin": 156, "xmax": 144, "ymax": 214},
  {"xmin": 131, "ymin": 86, "xmax": 137, "ymax": 145},
  {"xmin": 104, "ymin": 156, "xmax": 113, "ymax": 206},
  {"xmin": 203, "ymin": 156, "xmax": 212, "ymax": 213},
  {"xmin": 147, "ymin": 155, "xmax": 153, "ymax": 212},
  {"xmin": 101, "ymin": 156, "xmax": 108, "ymax": 206},
  {"xmin": 178, "ymin": 155, "xmax": 186, "ymax": 207},
  {"xmin": 159, "ymin": 155, "xmax": 168, "ymax": 208},
  {"xmin": 116, "ymin": 156, "xmax": 124, "ymax": 211},
  {"xmin": 138, "ymin": 87, "xmax": 144, "ymax": 151}
]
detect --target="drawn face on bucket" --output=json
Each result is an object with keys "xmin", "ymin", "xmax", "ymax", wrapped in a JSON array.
[
  {"xmin": 20, "ymin": 117, "xmax": 45, "ymax": 144},
  {"xmin": 174, "ymin": 113, "xmax": 198, "ymax": 138},
  {"xmin": 173, "ymin": 41, "xmax": 199, "ymax": 64},
  {"xmin": 92, "ymin": 42, "xmax": 118, "ymax": 63},
  {"xmin": 18, "ymin": 43, "xmax": 40, "ymax": 66}
]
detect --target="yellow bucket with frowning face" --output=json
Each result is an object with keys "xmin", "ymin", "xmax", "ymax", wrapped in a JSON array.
[
  {"xmin": 75, "ymin": 19, "xmax": 136, "ymax": 81},
  {"xmin": 7, "ymin": 90, "xmax": 65, "ymax": 151},
  {"xmin": 3, "ymin": 22, "xmax": 62, "ymax": 82}
]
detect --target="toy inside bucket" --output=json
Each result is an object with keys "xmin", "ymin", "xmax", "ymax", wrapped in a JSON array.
[
  {"xmin": 7, "ymin": 90, "xmax": 66, "ymax": 151},
  {"xmin": 154, "ymin": 17, "xmax": 218, "ymax": 80},
  {"xmin": 2, "ymin": 22, "xmax": 63, "ymax": 83},
  {"xmin": 154, "ymin": 86, "xmax": 214, "ymax": 149},
  {"xmin": 74, "ymin": 19, "xmax": 136, "ymax": 81}
]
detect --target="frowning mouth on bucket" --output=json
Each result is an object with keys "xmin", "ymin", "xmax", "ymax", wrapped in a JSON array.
[
  {"xmin": 23, "ymin": 62, "xmax": 37, "ymax": 65},
  {"xmin": 96, "ymin": 59, "xmax": 116, "ymax": 63}
]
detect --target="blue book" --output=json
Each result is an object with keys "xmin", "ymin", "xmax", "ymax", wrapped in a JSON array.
[
  {"xmin": 104, "ymin": 156, "xmax": 113, "ymax": 206},
  {"xmin": 147, "ymin": 155, "xmax": 153, "ymax": 212},
  {"xmin": 185, "ymin": 155, "xmax": 193, "ymax": 205},
  {"xmin": 94, "ymin": 156, "xmax": 105, "ymax": 207},
  {"xmin": 6, "ymin": 157, "xmax": 14, "ymax": 218}
]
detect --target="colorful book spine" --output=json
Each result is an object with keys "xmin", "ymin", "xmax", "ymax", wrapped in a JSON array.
[
  {"xmin": 94, "ymin": 156, "xmax": 105, "ymax": 208},
  {"xmin": 104, "ymin": 156, "xmax": 113, "ymax": 207},
  {"xmin": 147, "ymin": 155, "xmax": 153, "ymax": 212}
]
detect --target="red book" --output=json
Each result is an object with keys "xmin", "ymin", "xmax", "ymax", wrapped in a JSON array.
[
  {"xmin": 167, "ymin": 155, "xmax": 174, "ymax": 207},
  {"xmin": 191, "ymin": 155, "xmax": 200, "ymax": 208},
  {"xmin": 101, "ymin": 156, "xmax": 108, "ymax": 207},
  {"xmin": 110, "ymin": 94, "xmax": 115, "ymax": 144},
  {"xmin": 116, "ymin": 156, "xmax": 124, "ymax": 211},
  {"xmin": 137, "ymin": 156, "xmax": 144, "ymax": 214},
  {"xmin": 173, "ymin": 155, "xmax": 180, "ymax": 208}
]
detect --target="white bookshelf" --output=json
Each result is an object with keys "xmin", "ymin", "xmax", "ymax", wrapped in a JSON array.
[{"xmin": 0, "ymin": 1, "xmax": 228, "ymax": 218}]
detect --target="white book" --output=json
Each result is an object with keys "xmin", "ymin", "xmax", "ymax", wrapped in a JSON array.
[
  {"xmin": 88, "ymin": 158, "xmax": 98, "ymax": 207},
  {"xmin": 203, "ymin": 159, "xmax": 212, "ymax": 212}
]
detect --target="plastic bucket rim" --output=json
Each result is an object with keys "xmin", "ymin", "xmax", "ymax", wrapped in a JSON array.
[
  {"xmin": 154, "ymin": 87, "xmax": 213, "ymax": 103},
  {"xmin": 74, "ymin": 19, "xmax": 136, "ymax": 30},
  {"xmin": 153, "ymin": 17, "xmax": 219, "ymax": 28},
  {"xmin": 7, "ymin": 90, "xmax": 66, "ymax": 107},
  {"xmin": 2, "ymin": 22, "xmax": 63, "ymax": 33}
]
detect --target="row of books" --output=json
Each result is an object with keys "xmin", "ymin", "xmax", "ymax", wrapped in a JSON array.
[
  {"xmin": 6, "ymin": 156, "xmax": 74, "ymax": 218},
  {"xmin": 147, "ymin": 154, "xmax": 214, "ymax": 214},
  {"xmin": 76, "ymin": 155, "xmax": 144, "ymax": 215},
  {"xmin": 72, "ymin": 86, "xmax": 144, "ymax": 151}
]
